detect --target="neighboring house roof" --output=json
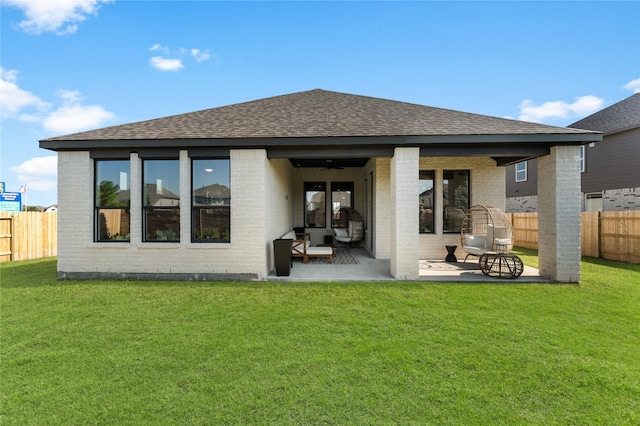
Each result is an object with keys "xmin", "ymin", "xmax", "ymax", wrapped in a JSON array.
[
  {"xmin": 41, "ymin": 89, "xmax": 599, "ymax": 150},
  {"xmin": 569, "ymin": 93, "xmax": 640, "ymax": 135}
]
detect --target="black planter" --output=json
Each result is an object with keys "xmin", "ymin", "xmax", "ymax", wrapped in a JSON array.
[{"xmin": 273, "ymin": 238, "xmax": 293, "ymax": 276}]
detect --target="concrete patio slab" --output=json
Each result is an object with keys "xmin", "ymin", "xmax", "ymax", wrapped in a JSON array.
[{"xmin": 265, "ymin": 249, "xmax": 548, "ymax": 283}]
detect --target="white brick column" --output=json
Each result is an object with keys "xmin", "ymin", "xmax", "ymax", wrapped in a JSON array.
[
  {"xmin": 390, "ymin": 147, "xmax": 419, "ymax": 279},
  {"xmin": 179, "ymin": 150, "xmax": 191, "ymax": 244},
  {"xmin": 538, "ymin": 145, "xmax": 582, "ymax": 282},
  {"xmin": 230, "ymin": 149, "xmax": 268, "ymax": 277},
  {"xmin": 129, "ymin": 153, "xmax": 142, "ymax": 244}
]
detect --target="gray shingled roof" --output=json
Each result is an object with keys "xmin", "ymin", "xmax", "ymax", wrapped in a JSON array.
[
  {"xmin": 569, "ymin": 93, "xmax": 640, "ymax": 135},
  {"xmin": 43, "ymin": 89, "xmax": 596, "ymax": 142}
]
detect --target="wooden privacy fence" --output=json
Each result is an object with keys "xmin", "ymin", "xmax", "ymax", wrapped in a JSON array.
[
  {"xmin": 0, "ymin": 212, "xmax": 57, "ymax": 262},
  {"xmin": 0, "ymin": 211, "xmax": 638, "ymax": 264},
  {"xmin": 506, "ymin": 211, "xmax": 640, "ymax": 264}
]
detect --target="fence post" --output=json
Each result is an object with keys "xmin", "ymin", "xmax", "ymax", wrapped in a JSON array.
[{"xmin": 597, "ymin": 211, "xmax": 601, "ymax": 259}]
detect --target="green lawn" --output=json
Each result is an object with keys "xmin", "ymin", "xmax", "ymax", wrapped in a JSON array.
[{"xmin": 1, "ymin": 251, "xmax": 639, "ymax": 425}]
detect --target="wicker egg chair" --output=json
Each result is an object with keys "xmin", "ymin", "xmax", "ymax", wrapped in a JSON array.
[
  {"xmin": 460, "ymin": 205, "xmax": 513, "ymax": 261},
  {"xmin": 333, "ymin": 207, "xmax": 364, "ymax": 248}
]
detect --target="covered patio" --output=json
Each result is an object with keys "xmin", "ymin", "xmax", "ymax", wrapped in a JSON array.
[{"xmin": 266, "ymin": 248, "xmax": 546, "ymax": 283}]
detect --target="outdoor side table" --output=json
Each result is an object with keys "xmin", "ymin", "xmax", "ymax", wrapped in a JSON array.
[
  {"xmin": 478, "ymin": 253, "xmax": 524, "ymax": 279},
  {"xmin": 445, "ymin": 245, "xmax": 458, "ymax": 262}
]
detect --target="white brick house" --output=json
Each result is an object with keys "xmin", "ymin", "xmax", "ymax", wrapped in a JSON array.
[{"xmin": 40, "ymin": 90, "xmax": 600, "ymax": 282}]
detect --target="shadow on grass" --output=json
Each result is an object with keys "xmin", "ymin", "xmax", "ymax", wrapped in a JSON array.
[
  {"xmin": 581, "ymin": 255, "xmax": 640, "ymax": 272},
  {"xmin": 4, "ymin": 254, "xmax": 637, "ymax": 290},
  {"xmin": 1, "ymin": 257, "xmax": 431, "ymax": 290}
]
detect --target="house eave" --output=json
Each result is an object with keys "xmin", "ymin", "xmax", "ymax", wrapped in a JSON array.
[{"xmin": 39, "ymin": 132, "xmax": 602, "ymax": 152}]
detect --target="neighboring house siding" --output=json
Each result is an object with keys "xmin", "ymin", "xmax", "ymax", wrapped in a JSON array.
[
  {"xmin": 582, "ymin": 128, "xmax": 640, "ymax": 193},
  {"xmin": 506, "ymin": 128, "xmax": 640, "ymax": 212}
]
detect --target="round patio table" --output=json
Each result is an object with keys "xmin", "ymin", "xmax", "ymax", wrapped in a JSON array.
[{"xmin": 478, "ymin": 253, "xmax": 524, "ymax": 279}]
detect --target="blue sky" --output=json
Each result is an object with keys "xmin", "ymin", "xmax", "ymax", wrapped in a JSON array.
[{"xmin": 1, "ymin": 0, "xmax": 639, "ymax": 208}]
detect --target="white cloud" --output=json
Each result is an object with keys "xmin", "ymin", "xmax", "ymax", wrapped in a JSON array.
[
  {"xmin": 150, "ymin": 56, "xmax": 184, "ymax": 71},
  {"xmin": 0, "ymin": 68, "xmax": 115, "ymax": 134},
  {"xmin": 43, "ymin": 103, "xmax": 115, "ymax": 133},
  {"xmin": 191, "ymin": 48, "xmax": 211, "ymax": 62},
  {"xmin": 518, "ymin": 95, "xmax": 604, "ymax": 123},
  {"xmin": 149, "ymin": 44, "xmax": 170, "ymax": 55},
  {"xmin": 0, "ymin": 68, "xmax": 50, "ymax": 118},
  {"xmin": 57, "ymin": 89, "xmax": 82, "ymax": 103},
  {"xmin": 10, "ymin": 155, "xmax": 58, "ymax": 192},
  {"xmin": 624, "ymin": 78, "xmax": 640, "ymax": 94},
  {"xmin": 148, "ymin": 44, "xmax": 213, "ymax": 70},
  {"xmin": 3, "ymin": 0, "xmax": 113, "ymax": 35}
]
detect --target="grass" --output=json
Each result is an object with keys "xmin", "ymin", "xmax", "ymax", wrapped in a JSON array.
[{"xmin": 1, "ymin": 252, "xmax": 639, "ymax": 425}]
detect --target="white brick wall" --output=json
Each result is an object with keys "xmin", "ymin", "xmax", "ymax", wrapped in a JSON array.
[
  {"xmin": 57, "ymin": 151, "xmax": 93, "ymax": 273},
  {"xmin": 538, "ymin": 146, "xmax": 581, "ymax": 282},
  {"xmin": 58, "ymin": 149, "xmax": 280, "ymax": 279},
  {"xmin": 264, "ymin": 158, "xmax": 294, "ymax": 271}
]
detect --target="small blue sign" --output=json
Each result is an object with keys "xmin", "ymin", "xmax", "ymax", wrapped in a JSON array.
[{"xmin": 0, "ymin": 192, "xmax": 22, "ymax": 212}]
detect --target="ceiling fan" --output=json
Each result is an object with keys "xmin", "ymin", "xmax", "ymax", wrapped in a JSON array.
[{"xmin": 323, "ymin": 159, "xmax": 344, "ymax": 170}]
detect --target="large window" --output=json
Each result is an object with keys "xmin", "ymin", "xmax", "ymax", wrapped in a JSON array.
[
  {"xmin": 192, "ymin": 159, "xmax": 230, "ymax": 243},
  {"xmin": 95, "ymin": 160, "xmax": 130, "ymax": 242},
  {"xmin": 419, "ymin": 171, "xmax": 435, "ymax": 234},
  {"xmin": 515, "ymin": 161, "xmax": 527, "ymax": 182},
  {"xmin": 143, "ymin": 159, "xmax": 180, "ymax": 242},
  {"xmin": 305, "ymin": 182, "xmax": 326, "ymax": 228},
  {"xmin": 331, "ymin": 182, "xmax": 353, "ymax": 228},
  {"xmin": 443, "ymin": 170, "xmax": 469, "ymax": 233}
]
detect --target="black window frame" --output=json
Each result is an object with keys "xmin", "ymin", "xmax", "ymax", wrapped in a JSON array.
[
  {"xmin": 419, "ymin": 170, "xmax": 435, "ymax": 234},
  {"xmin": 94, "ymin": 159, "xmax": 131, "ymax": 242},
  {"xmin": 331, "ymin": 181, "xmax": 354, "ymax": 228},
  {"xmin": 142, "ymin": 158, "xmax": 181, "ymax": 243},
  {"xmin": 191, "ymin": 158, "xmax": 231, "ymax": 243},
  {"xmin": 304, "ymin": 182, "xmax": 326, "ymax": 229},
  {"xmin": 442, "ymin": 170, "xmax": 470, "ymax": 234}
]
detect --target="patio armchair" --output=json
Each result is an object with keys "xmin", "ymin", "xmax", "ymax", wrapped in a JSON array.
[
  {"xmin": 460, "ymin": 205, "xmax": 513, "ymax": 261},
  {"xmin": 334, "ymin": 220, "xmax": 364, "ymax": 248}
]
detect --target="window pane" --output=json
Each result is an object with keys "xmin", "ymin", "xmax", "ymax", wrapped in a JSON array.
[
  {"xmin": 143, "ymin": 160, "xmax": 180, "ymax": 206},
  {"xmin": 144, "ymin": 208, "xmax": 180, "ymax": 241},
  {"xmin": 143, "ymin": 159, "xmax": 180, "ymax": 242},
  {"xmin": 419, "ymin": 171, "xmax": 434, "ymax": 234},
  {"xmin": 95, "ymin": 160, "xmax": 130, "ymax": 242},
  {"xmin": 192, "ymin": 159, "xmax": 230, "ymax": 242},
  {"xmin": 194, "ymin": 207, "xmax": 230, "ymax": 242},
  {"xmin": 443, "ymin": 170, "xmax": 469, "ymax": 233},
  {"xmin": 515, "ymin": 162, "xmax": 527, "ymax": 182},
  {"xmin": 331, "ymin": 182, "xmax": 353, "ymax": 228},
  {"xmin": 96, "ymin": 160, "xmax": 129, "ymax": 206},
  {"xmin": 97, "ymin": 208, "xmax": 130, "ymax": 241},
  {"xmin": 305, "ymin": 182, "xmax": 326, "ymax": 228}
]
